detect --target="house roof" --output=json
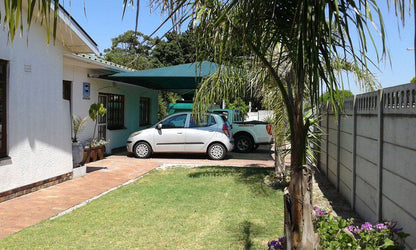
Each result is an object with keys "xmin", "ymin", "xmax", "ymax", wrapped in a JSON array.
[
  {"xmin": 67, "ymin": 54, "xmax": 135, "ymax": 72},
  {"xmin": 102, "ymin": 61, "xmax": 219, "ymax": 96},
  {"xmin": 56, "ymin": 5, "xmax": 99, "ymax": 55}
]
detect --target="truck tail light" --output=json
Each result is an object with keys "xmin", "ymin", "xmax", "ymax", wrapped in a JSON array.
[
  {"xmin": 222, "ymin": 124, "xmax": 231, "ymax": 138},
  {"xmin": 266, "ymin": 124, "xmax": 273, "ymax": 135}
]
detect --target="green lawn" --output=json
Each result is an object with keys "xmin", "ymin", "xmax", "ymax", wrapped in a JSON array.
[{"xmin": 0, "ymin": 167, "xmax": 284, "ymax": 249}]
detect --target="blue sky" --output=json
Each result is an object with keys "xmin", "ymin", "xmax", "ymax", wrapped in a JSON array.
[{"xmin": 62, "ymin": 0, "xmax": 415, "ymax": 94}]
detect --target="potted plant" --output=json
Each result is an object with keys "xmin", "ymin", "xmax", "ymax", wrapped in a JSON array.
[
  {"xmin": 72, "ymin": 115, "xmax": 87, "ymax": 167},
  {"xmin": 81, "ymin": 103, "xmax": 107, "ymax": 164},
  {"xmin": 83, "ymin": 138, "xmax": 110, "ymax": 163}
]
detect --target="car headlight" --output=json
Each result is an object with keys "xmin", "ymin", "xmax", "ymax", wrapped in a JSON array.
[{"xmin": 129, "ymin": 131, "xmax": 142, "ymax": 137}]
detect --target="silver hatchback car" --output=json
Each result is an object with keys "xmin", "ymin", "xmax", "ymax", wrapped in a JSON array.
[{"xmin": 126, "ymin": 112, "xmax": 234, "ymax": 160}]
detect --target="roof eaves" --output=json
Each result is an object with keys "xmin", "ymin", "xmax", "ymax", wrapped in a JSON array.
[
  {"xmin": 68, "ymin": 54, "xmax": 135, "ymax": 72},
  {"xmin": 58, "ymin": 5, "xmax": 100, "ymax": 56}
]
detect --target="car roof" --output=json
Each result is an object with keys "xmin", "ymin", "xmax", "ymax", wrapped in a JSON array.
[{"xmin": 168, "ymin": 112, "xmax": 221, "ymax": 117}]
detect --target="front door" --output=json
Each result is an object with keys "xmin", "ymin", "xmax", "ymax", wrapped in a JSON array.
[
  {"xmin": 153, "ymin": 114, "xmax": 187, "ymax": 152},
  {"xmin": 97, "ymin": 95, "xmax": 107, "ymax": 140}
]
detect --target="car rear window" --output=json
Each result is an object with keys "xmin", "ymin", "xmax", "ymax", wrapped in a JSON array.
[
  {"xmin": 219, "ymin": 115, "xmax": 228, "ymax": 123},
  {"xmin": 189, "ymin": 115, "xmax": 216, "ymax": 128},
  {"xmin": 233, "ymin": 110, "xmax": 243, "ymax": 122}
]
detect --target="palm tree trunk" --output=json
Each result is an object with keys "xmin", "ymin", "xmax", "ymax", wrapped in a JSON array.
[{"xmin": 284, "ymin": 106, "xmax": 319, "ymax": 249}]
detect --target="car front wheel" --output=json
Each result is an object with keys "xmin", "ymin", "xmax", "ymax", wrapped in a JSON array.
[
  {"xmin": 208, "ymin": 143, "xmax": 226, "ymax": 160},
  {"xmin": 133, "ymin": 141, "xmax": 152, "ymax": 158}
]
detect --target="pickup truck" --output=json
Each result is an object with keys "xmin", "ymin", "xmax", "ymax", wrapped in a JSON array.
[{"xmin": 210, "ymin": 109, "xmax": 273, "ymax": 152}]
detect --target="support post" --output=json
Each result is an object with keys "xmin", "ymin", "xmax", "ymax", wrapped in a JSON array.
[
  {"xmin": 377, "ymin": 90, "xmax": 384, "ymax": 221},
  {"xmin": 352, "ymin": 96, "xmax": 357, "ymax": 210},
  {"xmin": 325, "ymin": 103, "xmax": 329, "ymax": 178},
  {"xmin": 336, "ymin": 106, "xmax": 341, "ymax": 192}
]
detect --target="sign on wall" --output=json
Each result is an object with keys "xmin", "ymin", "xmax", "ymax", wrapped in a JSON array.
[{"xmin": 83, "ymin": 82, "xmax": 90, "ymax": 100}]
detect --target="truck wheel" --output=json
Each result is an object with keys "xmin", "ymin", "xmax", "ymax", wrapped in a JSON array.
[
  {"xmin": 134, "ymin": 142, "xmax": 152, "ymax": 158},
  {"xmin": 235, "ymin": 135, "xmax": 253, "ymax": 153},
  {"xmin": 208, "ymin": 143, "xmax": 226, "ymax": 160}
]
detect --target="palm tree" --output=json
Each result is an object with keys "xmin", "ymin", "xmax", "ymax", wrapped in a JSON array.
[{"xmin": 150, "ymin": 1, "xmax": 404, "ymax": 248}]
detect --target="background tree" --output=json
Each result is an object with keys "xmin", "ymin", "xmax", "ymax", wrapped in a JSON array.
[
  {"xmin": 152, "ymin": 30, "xmax": 197, "ymax": 65},
  {"xmin": 103, "ymin": 30, "xmax": 162, "ymax": 70},
  {"xmin": 320, "ymin": 90, "xmax": 354, "ymax": 104},
  {"xmin": 225, "ymin": 97, "xmax": 250, "ymax": 118}
]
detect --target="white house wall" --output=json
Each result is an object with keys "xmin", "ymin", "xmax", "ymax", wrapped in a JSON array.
[
  {"xmin": 63, "ymin": 64, "xmax": 158, "ymax": 153},
  {"xmin": 0, "ymin": 9, "xmax": 72, "ymax": 193}
]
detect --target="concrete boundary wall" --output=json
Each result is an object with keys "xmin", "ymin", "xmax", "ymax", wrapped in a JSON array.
[{"xmin": 318, "ymin": 83, "xmax": 416, "ymax": 249}]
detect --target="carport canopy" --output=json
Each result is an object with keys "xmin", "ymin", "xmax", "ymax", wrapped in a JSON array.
[{"xmin": 103, "ymin": 61, "xmax": 219, "ymax": 98}]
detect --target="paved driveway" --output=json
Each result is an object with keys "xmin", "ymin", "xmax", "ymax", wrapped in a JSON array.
[
  {"xmin": 0, "ymin": 146, "xmax": 276, "ymax": 239},
  {"xmin": 117, "ymin": 144, "xmax": 276, "ymax": 167}
]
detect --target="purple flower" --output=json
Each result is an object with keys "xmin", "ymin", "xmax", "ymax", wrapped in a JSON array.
[
  {"xmin": 278, "ymin": 237, "xmax": 285, "ymax": 243},
  {"xmin": 316, "ymin": 210, "xmax": 326, "ymax": 216},
  {"xmin": 347, "ymin": 225, "xmax": 355, "ymax": 232},
  {"xmin": 313, "ymin": 206, "xmax": 318, "ymax": 210},
  {"xmin": 273, "ymin": 243, "xmax": 281, "ymax": 249},
  {"xmin": 361, "ymin": 222, "xmax": 373, "ymax": 231},
  {"xmin": 376, "ymin": 223, "xmax": 388, "ymax": 230}
]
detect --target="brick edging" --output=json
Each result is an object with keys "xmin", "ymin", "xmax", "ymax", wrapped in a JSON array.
[{"xmin": 0, "ymin": 172, "xmax": 73, "ymax": 203}]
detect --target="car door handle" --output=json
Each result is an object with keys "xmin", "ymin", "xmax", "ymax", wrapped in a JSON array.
[{"xmin": 177, "ymin": 132, "xmax": 183, "ymax": 134}]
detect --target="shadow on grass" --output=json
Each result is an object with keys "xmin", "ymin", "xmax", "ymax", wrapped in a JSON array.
[
  {"xmin": 240, "ymin": 220, "xmax": 253, "ymax": 250},
  {"xmin": 188, "ymin": 166, "xmax": 285, "ymax": 194}
]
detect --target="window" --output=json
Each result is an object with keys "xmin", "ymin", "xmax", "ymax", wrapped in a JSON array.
[
  {"xmin": 140, "ymin": 97, "xmax": 150, "ymax": 126},
  {"xmin": 161, "ymin": 114, "xmax": 187, "ymax": 128},
  {"xmin": 189, "ymin": 115, "xmax": 216, "ymax": 128},
  {"xmin": 0, "ymin": 60, "xmax": 7, "ymax": 157},
  {"xmin": 63, "ymin": 81, "xmax": 71, "ymax": 100},
  {"xmin": 233, "ymin": 110, "xmax": 243, "ymax": 122},
  {"xmin": 103, "ymin": 93, "xmax": 124, "ymax": 130}
]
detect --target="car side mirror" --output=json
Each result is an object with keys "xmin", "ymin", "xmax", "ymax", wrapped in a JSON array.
[{"xmin": 156, "ymin": 123, "xmax": 163, "ymax": 130}]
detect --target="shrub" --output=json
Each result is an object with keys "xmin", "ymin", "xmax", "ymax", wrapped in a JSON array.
[{"xmin": 268, "ymin": 207, "xmax": 409, "ymax": 249}]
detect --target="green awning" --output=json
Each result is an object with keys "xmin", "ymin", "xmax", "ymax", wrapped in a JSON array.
[{"xmin": 102, "ymin": 61, "xmax": 219, "ymax": 96}]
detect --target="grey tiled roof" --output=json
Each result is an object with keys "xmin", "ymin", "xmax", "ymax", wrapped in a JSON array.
[{"xmin": 75, "ymin": 54, "xmax": 135, "ymax": 72}]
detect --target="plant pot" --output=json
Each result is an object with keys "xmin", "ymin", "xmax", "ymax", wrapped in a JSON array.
[
  {"xmin": 72, "ymin": 142, "xmax": 84, "ymax": 167},
  {"xmin": 83, "ymin": 146, "xmax": 106, "ymax": 163},
  {"xmin": 97, "ymin": 146, "xmax": 105, "ymax": 160},
  {"xmin": 83, "ymin": 150, "xmax": 89, "ymax": 163},
  {"xmin": 83, "ymin": 148, "xmax": 96, "ymax": 163},
  {"xmin": 90, "ymin": 148, "xmax": 97, "ymax": 162}
]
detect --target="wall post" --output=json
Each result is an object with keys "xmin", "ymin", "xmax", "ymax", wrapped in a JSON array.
[
  {"xmin": 325, "ymin": 103, "xmax": 329, "ymax": 178},
  {"xmin": 336, "ymin": 106, "xmax": 341, "ymax": 192},
  {"xmin": 377, "ymin": 90, "xmax": 384, "ymax": 221},
  {"xmin": 352, "ymin": 96, "xmax": 357, "ymax": 210}
]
